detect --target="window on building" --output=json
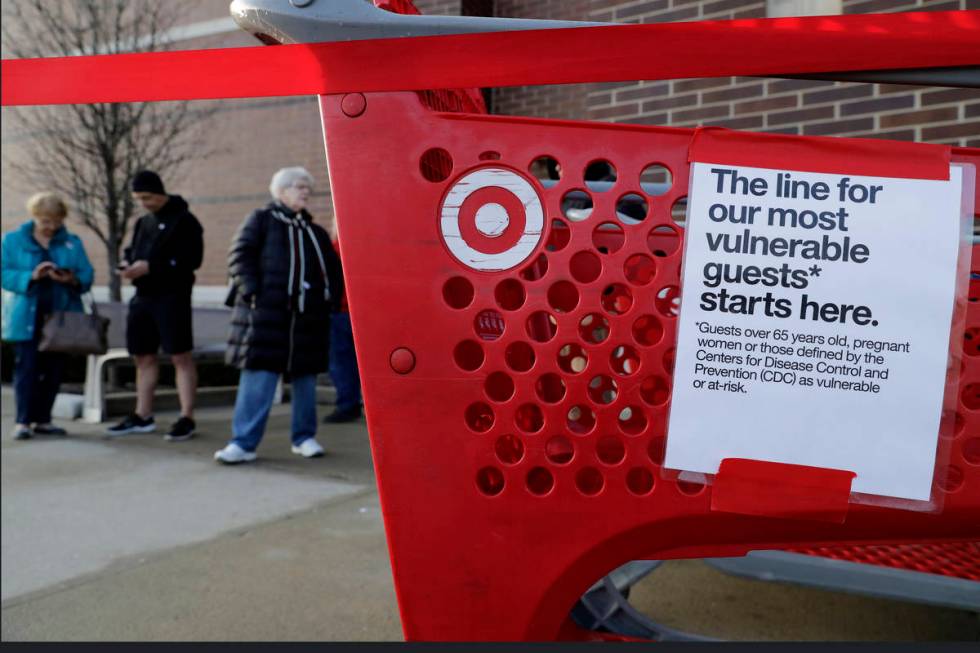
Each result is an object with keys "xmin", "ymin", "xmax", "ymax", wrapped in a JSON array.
[{"xmin": 767, "ymin": 0, "xmax": 842, "ymax": 17}]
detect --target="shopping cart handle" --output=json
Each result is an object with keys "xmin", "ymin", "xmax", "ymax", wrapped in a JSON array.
[
  {"xmin": 229, "ymin": 0, "xmax": 602, "ymax": 45},
  {"xmin": 229, "ymin": 0, "xmax": 978, "ymax": 88}
]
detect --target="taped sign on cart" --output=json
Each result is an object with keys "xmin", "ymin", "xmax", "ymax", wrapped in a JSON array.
[{"xmin": 666, "ymin": 130, "xmax": 975, "ymax": 509}]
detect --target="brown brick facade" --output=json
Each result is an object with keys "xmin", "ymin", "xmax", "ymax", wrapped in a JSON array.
[
  {"xmin": 494, "ymin": 0, "xmax": 978, "ymax": 150},
  {"xmin": 2, "ymin": 0, "xmax": 977, "ymax": 293}
]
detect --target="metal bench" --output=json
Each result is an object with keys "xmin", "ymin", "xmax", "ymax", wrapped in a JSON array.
[{"xmin": 81, "ymin": 302, "xmax": 231, "ymax": 423}]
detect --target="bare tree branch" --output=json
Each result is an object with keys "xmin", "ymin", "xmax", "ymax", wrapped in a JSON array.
[{"xmin": 3, "ymin": 0, "xmax": 218, "ymax": 300}]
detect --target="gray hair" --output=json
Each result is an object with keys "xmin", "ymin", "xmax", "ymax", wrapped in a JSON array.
[{"xmin": 269, "ymin": 166, "xmax": 315, "ymax": 199}]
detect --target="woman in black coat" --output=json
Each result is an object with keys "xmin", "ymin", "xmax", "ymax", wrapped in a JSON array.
[{"xmin": 215, "ymin": 166, "xmax": 343, "ymax": 464}]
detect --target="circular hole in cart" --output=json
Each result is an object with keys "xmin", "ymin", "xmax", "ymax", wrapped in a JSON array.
[
  {"xmin": 474, "ymin": 309, "xmax": 505, "ymax": 341},
  {"xmin": 520, "ymin": 253, "xmax": 549, "ymax": 282},
  {"xmin": 419, "ymin": 147, "xmax": 453, "ymax": 182},
  {"xmin": 655, "ymin": 285, "xmax": 681, "ymax": 318},
  {"xmin": 588, "ymin": 375, "xmax": 619, "ymax": 405},
  {"xmin": 505, "ymin": 341, "xmax": 536, "ymax": 372},
  {"xmin": 485, "ymin": 372, "xmax": 515, "ymax": 402},
  {"xmin": 670, "ymin": 196, "xmax": 688, "ymax": 227},
  {"xmin": 465, "ymin": 402, "xmax": 495, "ymax": 433},
  {"xmin": 633, "ymin": 314, "xmax": 664, "ymax": 347},
  {"xmin": 476, "ymin": 466, "xmax": 504, "ymax": 496},
  {"xmin": 677, "ymin": 478, "xmax": 705, "ymax": 496},
  {"xmin": 529, "ymin": 155, "xmax": 561, "ymax": 188},
  {"xmin": 962, "ymin": 383, "xmax": 980, "ymax": 411},
  {"xmin": 453, "ymin": 340, "xmax": 484, "ymax": 372},
  {"xmin": 611, "ymin": 345, "xmax": 641, "ymax": 376},
  {"xmin": 626, "ymin": 467, "xmax": 655, "ymax": 495},
  {"xmin": 570, "ymin": 250, "xmax": 603, "ymax": 284},
  {"xmin": 494, "ymin": 279, "xmax": 526, "ymax": 311},
  {"xmin": 546, "ymin": 435, "xmax": 575, "ymax": 465},
  {"xmin": 548, "ymin": 281, "xmax": 580, "ymax": 313},
  {"xmin": 515, "ymin": 403, "xmax": 545, "ymax": 434},
  {"xmin": 442, "ymin": 276, "xmax": 474, "ymax": 309},
  {"xmin": 558, "ymin": 343, "xmax": 589, "ymax": 374},
  {"xmin": 647, "ymin": 224, "xmax": 680, "ymax": 258},
  {"xmin": 640, "ymin": 375, "xmax": 671, "ymax": 406},
  {"xmin": 526, "ymin": 311, "xmax": 558, "ymax": 343},
  {"xmin": 535, "ymin": 373, "xmax": 567, "ymax": 404},
  {"xmin": 526, "ymin": 466, "xmax": 555, "ymax": 495},
  {"xmin": 547, "ymin": 218, "xmax": 571, "ymax": 252},
  {"xmin": 562, "ymin": 189, "xmax": 594, "ymax": 222},
  {"xmin": 579, "ymin": 313, "xmax": 611, "ymax": 345},
  {"xmin": 964, "ymin": 328, "xmax": 980, "ymax": 356},
  {"xmin": 596, "ymin": 435, "xmax": 626, "ymax": 465},
  {"xmin": 585, "ymin": 159, "xmax": 617, "ymax": 192},
  {"xmin": 962, "ymin": 437, "xmax": 980, "ymax": 465},
  {"xmin": 592, "ymin": 222, "xmax": 625, "ymax": 255},
  {"xmin": 567, "ymin": 404, "xmax": 597, "ymax": 435},
  {"xmin": 624, "ymin": 254, "xmax": 657, "ymax": 286},
  {"xmin": 576, "ymin": 467, "xmax": 605, "ymax": 496},
  {"xmin": 494, "ymin": 434, "xmax": 525, "ymax": 465},
  {"xmin": 640, "ymin": 164, "xmax": 672, "ymax": 196},
  {"xmin": 618, "ymin": 405, "xmax": 648, "ymax": 435},
  {"xmin": 601, "ymin": 283, "xmax": 634, "ymax": 315},
  {"xmin": 616, "ymin": 193, "xmax": 648, "ymax": 225}
]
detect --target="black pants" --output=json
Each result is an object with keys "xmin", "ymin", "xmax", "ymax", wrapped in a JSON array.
[{"xmin": 13, "ymin": 336, "xmax": 67, "ymax": 425}]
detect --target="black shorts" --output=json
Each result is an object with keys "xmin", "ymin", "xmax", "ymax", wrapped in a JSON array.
[{"xmin": 126, "ymin": 293, "xmax": 194, "ymax": 355}]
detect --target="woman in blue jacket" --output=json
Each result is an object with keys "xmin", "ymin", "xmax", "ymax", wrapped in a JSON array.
[{"xmin": 2, "ymin": 192, "xmax": 94, "ymax": 440}]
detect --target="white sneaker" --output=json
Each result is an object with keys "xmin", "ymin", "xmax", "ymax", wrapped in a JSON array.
[
  {"xmin": 214, "ymin": 443, "xmax": 257, "ymax": 464},
  {"xmin": 291, "ymin": 438, "xmax": 324, "ymax": 458}
]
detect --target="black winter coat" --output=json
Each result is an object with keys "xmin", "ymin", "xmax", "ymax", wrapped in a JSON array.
[
  {"xmin": 226, "ymin": 202, "xmax": 343, "ymax": 376},
  {"xmin": 124, "ymin": 195, "xmax": 203, "ymax": 296}
]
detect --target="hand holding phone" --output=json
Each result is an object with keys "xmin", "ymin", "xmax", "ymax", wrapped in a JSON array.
[{"xmin": 31, "ymin": 261, "xmax": 56, "ymax": 281}]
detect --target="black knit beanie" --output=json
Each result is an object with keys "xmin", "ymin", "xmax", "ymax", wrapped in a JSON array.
[{"xmin": 132, "ymin": 170, "xmax": 166, "ymax": 195}]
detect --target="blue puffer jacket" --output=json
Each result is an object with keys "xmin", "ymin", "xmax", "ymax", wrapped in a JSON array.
[{"xmin": 1, "ymin": 221, "xmax": 95, "ymax": 342}]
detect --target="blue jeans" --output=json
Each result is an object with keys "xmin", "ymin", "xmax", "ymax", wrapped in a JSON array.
[
  {"xmin": 230, "ymin": 369, "xmax": 318, "ymax": 452},
  {"xmin": 13, "ymin": 336, "xmax": 66, "ymax": 425},
  {"xmin": 329, "ymin": 312, "xmax": 362, "ymax": 412}
]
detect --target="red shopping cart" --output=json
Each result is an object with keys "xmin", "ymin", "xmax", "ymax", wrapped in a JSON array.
[
  {"xmin": 240, "ymin": 1, "xmax": 980, "ymax": 641},
  {"xmin": 4, "ymin": 0, "xmax": 976, "ymax": 641}
]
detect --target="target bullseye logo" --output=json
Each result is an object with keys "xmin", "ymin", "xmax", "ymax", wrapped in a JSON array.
[{"xmin": 440, "ymin": 167, "xmax": 544, "ymax": 271}]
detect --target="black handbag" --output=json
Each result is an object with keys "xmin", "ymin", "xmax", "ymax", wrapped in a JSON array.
[{"xmin": 38, "ymin": 295, "xmax": 110, "ymax": 355}]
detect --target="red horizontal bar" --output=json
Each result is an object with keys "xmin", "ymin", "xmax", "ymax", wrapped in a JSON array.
[{"xmin": 3, "ymin": 10, "xmax": 979, "ymax": 106}]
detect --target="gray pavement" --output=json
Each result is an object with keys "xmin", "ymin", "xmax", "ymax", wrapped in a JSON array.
[{"xmin": 2, "ymin": 387, "xmax": 978, "ymax": 641}]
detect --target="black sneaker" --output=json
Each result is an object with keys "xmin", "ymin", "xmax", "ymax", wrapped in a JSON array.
[
  {"xmin": 105, "ymin": 413, "xmax": 156, "ymax": 437},
  {"xmin": 32, "ymin": 424, "xmax": 67, "ymax": 436},
  {"xmin": 12, "ymin": 425, "xmax": 32, "ymax": 440},
  {"xmin": 164, "ymin": 416, "xmax": 196, "ymax": 442},
  {"xmin": 323, "ymin": 406, "xmax": 362, "ymax": 424}
]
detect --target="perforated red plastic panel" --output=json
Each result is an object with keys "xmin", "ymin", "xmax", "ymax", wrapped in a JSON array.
[
  {"xmin": 790, "ymin": 541, "xmax": 980, "ymax": 581},
  {"xmin": 321, "ymin": 91, "xmax": 980, "ymax": 640}
]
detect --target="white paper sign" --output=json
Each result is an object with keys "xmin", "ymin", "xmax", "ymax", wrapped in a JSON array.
[{"xmin": 665, "ymin": 163, "xmax": 967, "ymax": 502}]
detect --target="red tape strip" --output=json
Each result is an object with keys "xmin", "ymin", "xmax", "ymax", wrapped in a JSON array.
[
  {"xmin": 712, "ymin": 458, "xmax": 856, "ymax": 524},
  {"xmin": 689, "ymin": 126, "xmax": 953, "ymax": 180},
  {"xmin": 3, "ymin": 10, "xmax": 979, "ymax": 106}
]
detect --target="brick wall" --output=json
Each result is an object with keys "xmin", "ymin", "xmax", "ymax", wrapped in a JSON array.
[{"xmin": 493, "ymin": 0, "xmax": 979, "ymax": 149}]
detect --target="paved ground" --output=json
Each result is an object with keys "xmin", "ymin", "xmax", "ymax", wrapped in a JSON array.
[{"xmin": 2, "ymin": 387, "xmax": 978, "ymax": 641}]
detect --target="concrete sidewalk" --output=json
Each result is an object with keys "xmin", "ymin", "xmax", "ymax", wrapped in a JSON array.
[
  {"xmin": 2, "ymin": 387, "xmax": 977, "ymax": 641},
  {"xmin": 1, "ymin": 389, "xmax": 402, "ymax": 640}
]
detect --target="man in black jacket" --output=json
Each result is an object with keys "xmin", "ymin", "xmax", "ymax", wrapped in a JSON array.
[{"xmin": 106, "ymin": 170, "xmax": 203, "ymax": 441}]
